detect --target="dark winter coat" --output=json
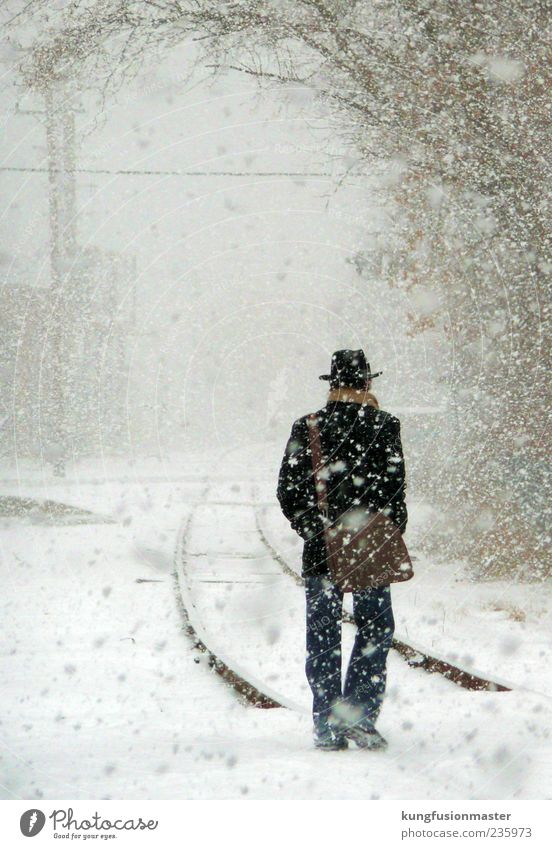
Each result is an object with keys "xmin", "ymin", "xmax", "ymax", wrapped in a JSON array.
[{"xmin": 276, "ymin": 399, "xmax": 407, "ymax": 577}]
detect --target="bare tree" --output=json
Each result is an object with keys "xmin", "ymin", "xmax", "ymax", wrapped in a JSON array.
[{"xmin": 7, "ymin": 0, "xmax": 551, "ymax": 577}]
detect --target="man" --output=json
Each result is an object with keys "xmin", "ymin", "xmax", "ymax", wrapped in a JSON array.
[{"xmin": 277, "ymin": 349, "xmax": 407, "ymax": 751}]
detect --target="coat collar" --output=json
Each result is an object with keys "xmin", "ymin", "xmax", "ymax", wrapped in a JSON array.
[{"xmin": 326, "ymin": 387, "xmax": 379, "ymax": 408}]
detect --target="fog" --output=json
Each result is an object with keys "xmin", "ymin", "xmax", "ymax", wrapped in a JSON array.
[{"xmin": 1, "ymin": 49, "xmax": 449, "ymax": 486}]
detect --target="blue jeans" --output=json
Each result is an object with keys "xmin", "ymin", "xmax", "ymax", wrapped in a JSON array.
[{"xmin": 305, "ymin": 574, "xmax": 395, "ymax": 726}]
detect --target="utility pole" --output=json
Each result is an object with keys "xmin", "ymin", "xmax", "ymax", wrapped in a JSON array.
[{"xmin": 44, "ymin": 83, "xmax": 77, "ymax": 476}]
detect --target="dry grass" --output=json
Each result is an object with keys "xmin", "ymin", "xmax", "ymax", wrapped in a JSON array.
[
  {"xmin": 0, "ymin": 495, "xmax": 115, "ymax": 524},
  {"xmin": 483, "ymin": 601, "xmax": 526, "ymax": 622}
]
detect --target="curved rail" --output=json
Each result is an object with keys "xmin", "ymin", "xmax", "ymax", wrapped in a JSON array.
[{"xmin": 173, "ymin": 493, "xmax": 291, "ymax": 709}]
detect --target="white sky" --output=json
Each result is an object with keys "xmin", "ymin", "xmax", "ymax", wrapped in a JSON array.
[{"xmin": 1, "ymin": 45, "xmax": 451, "ymax": 463}]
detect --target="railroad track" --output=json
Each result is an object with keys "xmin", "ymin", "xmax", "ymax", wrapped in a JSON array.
[
  {"xmin": 174, "ymin": 482, "xmax": 512, "ymax": 713},
  {"xmin": 173, "ymin": 483, "xmax": 288, "ymax": 708}
]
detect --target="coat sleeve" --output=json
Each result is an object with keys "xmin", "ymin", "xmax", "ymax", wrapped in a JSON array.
[
  {"xmin": 276, "ymin": 418, "xmax": 326, "ymax": 542},
  {"xmin": 380, "ymin": 416, "xmax": 408, "ymax": 533}
]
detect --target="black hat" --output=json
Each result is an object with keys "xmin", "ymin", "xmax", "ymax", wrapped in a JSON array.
[{"xmin": 319, "ymin": 349, "xmax": 382, "ymax": 389}]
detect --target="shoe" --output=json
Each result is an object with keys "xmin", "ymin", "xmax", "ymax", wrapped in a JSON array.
[
  {"xmin": 313, "ymin": 716, "xmax": 349, "ymax": 751},
  {"xmin": 345, "ymin": 721, "xmax": 388, "ymax": 751}
]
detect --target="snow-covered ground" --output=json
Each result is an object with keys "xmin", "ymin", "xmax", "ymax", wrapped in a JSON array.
[{"xmin": 1, "ymin": 450, "xmax": 551, "ymax": 800}]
